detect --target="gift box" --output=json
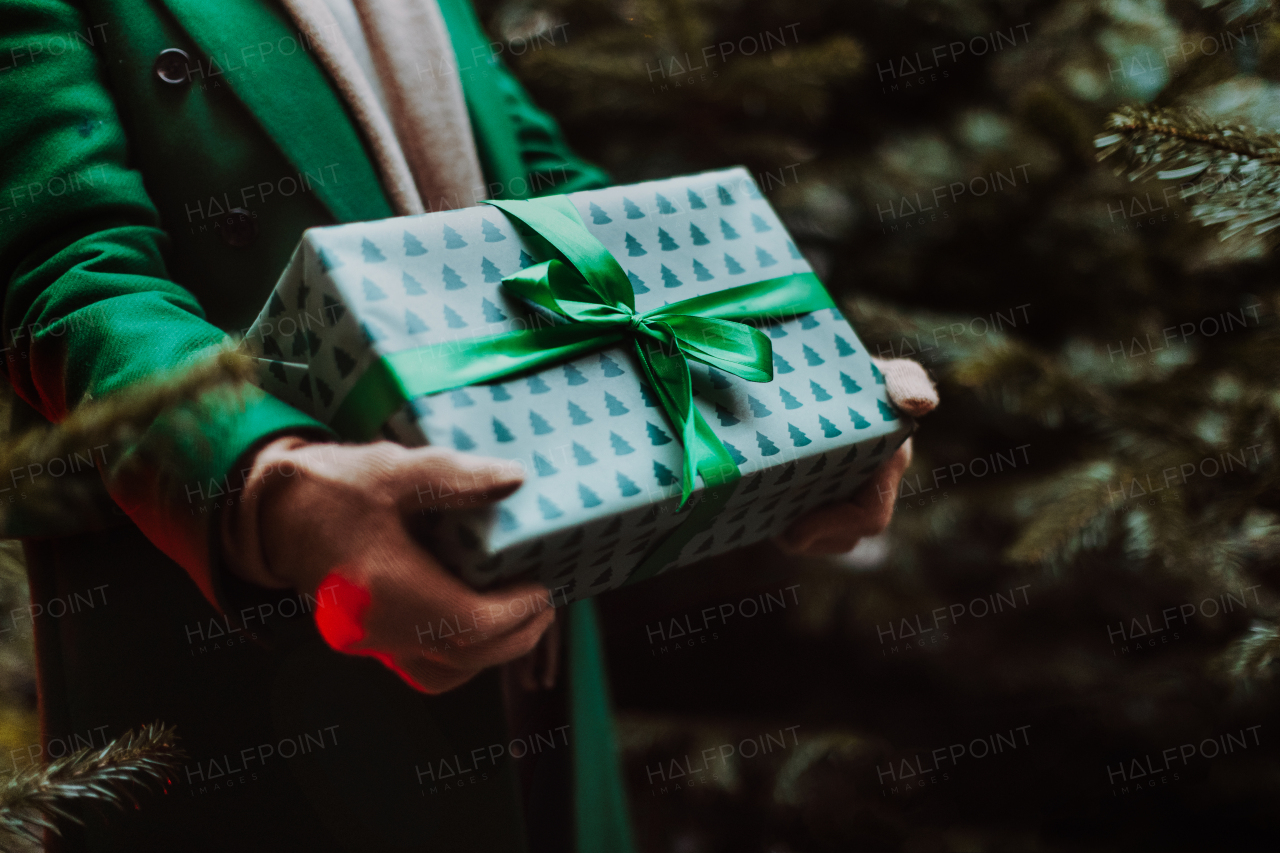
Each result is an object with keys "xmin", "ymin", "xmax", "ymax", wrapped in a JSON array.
[{"xmin": 245, "ymin": 168, "xmax": 913, "ymax": 603}]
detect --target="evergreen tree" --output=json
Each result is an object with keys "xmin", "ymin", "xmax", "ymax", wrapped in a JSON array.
[
  {"xmin": 802, "ymin": 345, "xmax": 824, "ymax": 366},
  {"xmin": 600, "ymin": 354, "xmax": 625, "ymax": 376},
  {"xmin": 655, "ymin": 193, "xmax": 677, "ymax": 214},
  {"xmin": 870, "ymin": 361, "xmax": 885, "ymax": 384},
  {"xmin": 786, "ymin": 240, "xmax": 804, "ymax": 260},
  {"xmin": 715, "ymin": 403, "xmax": 740, "ymax": 426},
  {"xmin": 638, "ymin": 383, "xmax": 659, "ymax": 407},
  {"xmin": 627, "ymin": 271, "xmax": 649, "ymax": 293},
  {"xmin": 403, "ymin": 230, "xmax": 427, "ymax": 256},
  {"xmin": 452, "ymin": 426, "xmax": 476, "ymax": 451},
  {"xmin": 766, "ymin": 324, "xmax": 788, "ymax": 339},
  {"xmin": 533, "ymin": 452, "xmax": 559, "ymax": 476},
  {"xmin": 624, "ymin": 233, "xmax": 647, "ymax": 256},
  {"xmin": 527, "ymin": 375, "xmax": 551, "ymax": 394},
  {"xmin": 692, "ymin": 260, "xmax": 714, "ymax": 281},
  {"xmin": 660, "ymin": 265, "xmax": 683, "ymax": 288},
  {"xmin": 481, "ymin": 298, "xmax": 507, "ymax": 323},
  {"xmin": 720, "ymin": 219, "xmax": 740, "ymax": 240},
  {"xmin": 489, "ymin": 384, "xmax": 511, "ymax": 402},
  {"xmin": 653, "ymin": 461, "xmax": 678, "ymax": 486},
  {"xmin": 497, "ymin": 507, "xmax": 518, "ymax": 532},
  {"xmin": 402, "ymin": 271, "xmax": 426, "ymax": 295},
  {"xmin": 492, "ymin": 417, "xmax": 515, "ymax": 442},
  {"xmin": 405, "ymin": 309, "xmax": 429, "ymax": 335},
  {"xmin": 604, "ymin": 392, "xmax": 629, "ymax": 415},
  {"xmin": 529, "ymin": 410, "xmax": 554, "ymax": 435},
  {"xmin": 568, "ymin": 401, "xmax": 593, "ymax": 424},
  {"xmin": 748, "ymin": 395, "xmax": 772, "ymax": 418},
  {"xmin": 877, "ymin": 399, "xmax": 899, "ymax": 421},
  {"xmin": 572, "ymin": 442, "xmax": 597, "ymax": 466},
  {"xmin": 689, "ymin": 223, "xmax": 710, "ymax": 245},
  {"xmin": 810, "ymin": 380, "xmax": 832, "ymax": 402},
  {"xmin": 834, "ymin": 335, "xmax": 856, "ymax": 356},
  {"xmin": 442, "ymin": 265, "xmax": 467, "ymax": 290},
  {"xmin": 724, "ymin": 253, "xmax": 745, "ymax": 274},
  {"xmin": 589, "ymin": 202, "xmax": 612, "ymax": 224},
  {"xmin": 616, "ymin": 471, "xmax": 640, "ymax": 496},
  {"xmin": 799, "ymin": 314, "xmax": 820, "ymax": 330},
  {"xmin": 481, "ymin": 257, "xmax": 503, "ymax": 283},
  {"xmin": 687, "ymin": 188, "xmax": 707, "ymax": 209},
  {"xmin": 609, "ymin": 432, "xmax": 634, "ymax": 455},
  {"xmin": 623, "ymin": 197, "xmax": 644, "ymax": 218},
  {"xmin": 839, "ymin": 372, "xmax": 862, "ymax": 394},
  {"xmin": 442, "ymin": 224, "xmax": 467, "ymax": 248},
  {"xmin": 755, "ymin": 431, "xmax": 780, "ymax": 457},
  {"xmin": 564, "ymin": 364, "xmax": 588, "ymax": 385},
  {"xmin": 579, "ymin": 483, "xmax": 603, "ymax": 507},
  {"xmin": 717, "ymin": 185, "xmax": 734, "ymax": 205},
  {"xmin": 646, "ymin": 421, "xmax": 673, "ymax": 445},
  {"xmin": 361, "ymin": 277, "xmax": 386, "ymax": 301},
  {"xmin": 722, "ymin": 440, "xmax": 747, "ymax": 465},
  {"xmin": 848, "ymin": 407, "xmax": 870, "ymax": 429},
  {"xmin": 537, "ymin": 495, "xmax": 563, "ymax": 519},
  {"xmin": 774, "ymin": 353, "xmax": 794, "ymax": 374},
  {"xmin": 788, "ymin": 423, "xmax": 812, "ymax": 447},
  {"xmin": 481, "ymin": 220, "xmax": 506, "ymax": 242},
  {"xmin": 657, "ymin": 228, "xmax": 679, "ymax": 251},
  {"xmin": 819, "ymin": 415, "xmax": 841, "ymax": 437},
  {"xmin": 750, "ymin": 213, "xmax": 771, "ymax": 233},
  {"xmin": 779, "ymin": 388, "xmax": 802, "ymax": 409},
  {"xmin": 450, "ymin": 389, "xmax": 474, "ymax": 408},
  {"xmin": 755, "ymin": 247, "xmax": 777, "ymax": 267},
  {"xmin": 361, "ymin": 238, "xmax": 385, "ymax": 263},
  {"xmin": 518, "ymin": 250, "xmax": 535, "ymax": 268}
]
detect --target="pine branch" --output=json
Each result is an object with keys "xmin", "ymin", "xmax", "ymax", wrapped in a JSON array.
[
  {"xmin": 1096, "ymin": 105, "xmax": 1280, "ymax": 243},
  {"xmin": 0, "ymin": 722, "xmax": 183, "ymax": 847},
  {"xmin": 1225, "ymin": 622, "xmax": 1280, "ymax": 679},
  {"xmin": 0, "ymin": 347, "xmax": 254, "ymax": 525}
]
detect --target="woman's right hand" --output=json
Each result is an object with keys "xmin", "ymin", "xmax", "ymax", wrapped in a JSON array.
[{"xmin": 221, "ymin": 437, "xmax": 556, "ymax": 694}]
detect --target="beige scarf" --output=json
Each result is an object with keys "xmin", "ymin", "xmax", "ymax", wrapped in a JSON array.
[{"xmin": 278, "ymin": 0, "xmax": 487, "ymax": 215}]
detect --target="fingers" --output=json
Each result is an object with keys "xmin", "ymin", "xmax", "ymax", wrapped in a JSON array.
[
  {"xmin": 386, "ymin": 445, "xmax": 525, "ymax": 512},
  {"xmin": 871, "ymin": 357, "xmax": 938, "ymax": 417},
  {"xmin": 399, "ymin": 606, "xmax": 555, "ymax": 695},
  {"xmin": 776, "ymin": 440, "xmax": 913, "ymax": 556}
]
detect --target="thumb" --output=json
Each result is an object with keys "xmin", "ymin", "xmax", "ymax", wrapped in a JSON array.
[
  {"xmin": 388, "ymin": 446, "xmax": 524, "ymax": 512},
  {"xmin": 872, "ymin": 357, "xmax": 938, "ymax": 418}
]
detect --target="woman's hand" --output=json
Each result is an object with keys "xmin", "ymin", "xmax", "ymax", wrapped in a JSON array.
[
  {"xmin": 776, "ymin": 357, "xmax": 938, "ymax": 556},
  {"xmin": 221, "ymin": 438, "xmax": 555, "ymax": 694}
]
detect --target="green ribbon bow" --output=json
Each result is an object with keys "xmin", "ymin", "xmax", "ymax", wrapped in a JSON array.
[{"xmin": 330, "ymin": 194, "xmax": 835, "ymax": 574}]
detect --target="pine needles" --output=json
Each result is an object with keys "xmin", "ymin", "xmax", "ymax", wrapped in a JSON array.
[
  {"xmin": 0, "ymin": 722, "xmax": 182, "ymax": 848},
  {"xmin": 1096, "ymin": 105, "xmax": 1280, "ymax": 242}
]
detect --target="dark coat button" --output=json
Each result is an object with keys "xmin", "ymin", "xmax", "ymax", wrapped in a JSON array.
[
  {"xmin": 154, "ymin": 48, "xmax": 191, "ymax": 85},
  {"xmin": 220, "ymin": 208, "xmax": 257, "ymax": 248}
]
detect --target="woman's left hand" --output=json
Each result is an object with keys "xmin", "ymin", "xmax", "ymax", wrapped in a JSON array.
[{"xmin": 775, "ymin": 357, "xmax": 938, "ymax": 556}]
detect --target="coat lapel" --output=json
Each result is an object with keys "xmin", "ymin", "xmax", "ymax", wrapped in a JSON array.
[{"xmin": 159, "ymin": 0, "xmax": 396, "ymax": 224}]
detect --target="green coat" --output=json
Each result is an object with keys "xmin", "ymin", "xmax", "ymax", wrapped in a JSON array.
[{"xmin": 0, "ymin": 0, "xmax": 634, "ymax": 850}]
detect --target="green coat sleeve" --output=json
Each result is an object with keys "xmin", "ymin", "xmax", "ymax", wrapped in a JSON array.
[{"xmin": 0, "ymin": 0, "xmax": 331, "ymax": 605}]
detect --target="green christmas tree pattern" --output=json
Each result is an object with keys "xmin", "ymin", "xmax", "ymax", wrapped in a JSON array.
[
  {"xmin": 568, "ymin": 401, "xmax": 593, "ymax": 424},
  {"xmin": 722, "ymin": 440, "xmax": 747, "ymax": 464},
  {"xmin": 452, "ymin": 427, "xmax": 476, "ymax": 451},
  {"xmin": 687, "ymin": 188, "xmax": 707, "ymax": 209},
  {"xmin": 819, "ymin": 416, "xmax": 842, "ymax": 437},
  {"xmin": 810, "ymin": 380, "xmax": 832, "ymax": 401},
  {"xmin": 481, "ymin": 298, "xmax": 507, "ymax": 323},
  {"xmin": 537, "ymin": 495, "xmax": 563, "ymax": 519},
  {"xmin": 361, "ymin": 238, "xmax": 385, "ymax": 263},
  {"xmin": 751, "ymin": 213, "xmax": 771, "ymax": 232},
  {"xmin": 788, "ymin": 423, "xmax": 812, "ymax": 447},
  {"xmin": 655, "ymin": 193, "xmax": 677, "ymax": 214},
  {"xmin": 724, "ymin": 253, "xmax": 745, "ymax": 274},
  {"xmin": 610, "ymin": 432, "xmax": 635, "ymax": 455},
  {"xmin": 623, "ymin": 197, "xmax": 644, "ymax": 219},
  {"xmin": 403, "ymin": 231, "xmax": 427, "ymax": 256},
  {"xmin": 780, "ymin": 388, "xmax": 803, "ymax": 409},
  {"xmin": 803, "ymin": 345, "xmax": 825, "ymax": 366},
  {"xmin": 481, "ymin": 257, "xmax": 502, "ymax": 283},
  {"xmin": 657, "ymin": 228, "xmax": 679, "ymax": 251},
  {"xmin": 717, "ymin": 185, "xmax": 734, "ymax": 205},
  {"xmin": 600, "ymin": 354, "xmax": 625, "ymax": 376},
  {"xmin": 481, "ymin": 220, "xmax": 505, "ymax": 242},
  {"xmin": 579, "ymin": 484, "xmax": 603, "ymax": 508},
  {"xmin": 756, "ymin": 247, "xmax": 778, "ymax": 267},
  {"xmin": 849, "ymin": 407, "xmax": 871, "ymax": 428},
  {"xmin": 490, "ymin": 384, "xmax": 511, "ymax": 401},
  {"xmin": 774, "ymin": 353, "xmax": 794, "ymax": 373},
  {"xmin": 451, "ymin": 389, "xmax": 474, "ymax": 407},
  {"xmin": 835, "ymin": 335, "xmax": 856, "ymax": 356},
  {"xmin": 692, "ymin": 260, "xmax": 714, "ymax": 281},
  {"xmin": 654, "ymin": 461, "xmax": 678, "ymax": 486},
  {"xmin": 690, "ymin": 223, "xmax": 710, "ymax": 245},
  {"xmin": 756, "ymin": 431, "xmax": 780, "ymax": 456},
  {"xmin": 720, "ymin": 219, "xmax": 740, "ymax": 240},
  {"xmin": 564, "ymin": 364, "xmax": 587, "ymax": 385},
  {"xmin": 527, "ymin": 376, "xmax": 551, "ymax": 394},
  {"xmin": 878, "ymin": 399, "xmax": 899, "ymax": 421},
  {"xmin": 625, "ymin": 233, "xmax": 646, "ymax": 256},
  {"xmin": 840, "ymin": 372, "xmax": 862, "ymax": 393},
  {"xmin": 748, "ymin": 396, "xmax": 772, "ymax": 417},
  {"xmin": 627, "ymin": 271, "xmax": 649, "ymax": 293},
  {"xmin": 362, "ymin": 277, "xmax": 386, "ymax": 301},
  {"xmin": 589, "ymin": 202, "xmax": 612, "ymax": 224},
  {"xmin": 661, "ymin": 265, "xmax": 683, "ymax": 288},
  {"xmin": 715, "ymin": 403, "xmax": 740, "ymax": 426},
  {"xmin": 405, "ymin": 310, "xmax": 429, "ymax": 335}
]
